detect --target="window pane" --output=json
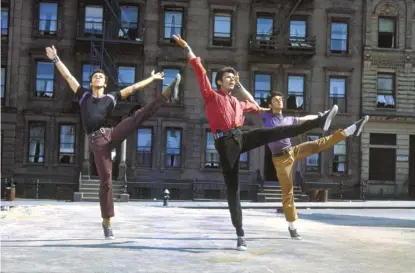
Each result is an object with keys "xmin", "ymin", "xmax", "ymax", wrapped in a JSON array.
[
  {"xmin": 377, "ymin": 75, "xmax": 393, "ymax": 92},
  {"xmin": 162, "ymin": 68, "xmax": 180, "ymax": 90},
  {"xmin": 164, "ymin": 11, "xmax": 182, "ymax": 38},
  {"xmin": 59, "ymin": 125, "xmax": 75, "ymax": 153},
  {"xmin": 1, "ymin": 67, "xmax": 5, "ymax": 98},
  {"xmin": 137, "ymin": 128, "xmax": 152, "ymax": 152},
  {"xmin": 288, "ymin": 76, "xmax": 304, "ymax": 94},
  {"xmin": 240, "ymin": 152, "xmax": 248, "ymax": 162},
  {"xmin": 305, "ymin": 136, "xmax": 319, "ymax": 169},
  {"xmin": 214, "ymin": 13, "xmax": 231, "ymax": 38},
  {"xmin": 211, "ymin": 71, "xmax": 217, "ymax": 90},
  {"xmin": 290, "ymin": 20, "xmax": 306, "ymax": 38},
  {"xmin": 28, "ymin": 123, "xmax": 45, "ymax": 163},
  {"xmin": 1, "ymin": 8, "xmax": 8, "ymax": 35},
  {"xmin": 334, "ymin": 140, "xmax": 346, "ymax": 154},
  {"xmin": 331, "ymin": 22, "xmax": 347, "ymax": 51},
  {"xmin": 118, "ymin": 66, "xmax": 135, "ymax": 86},
  {"xmin": 85, "ymin": 6, "xmax": 103, "ymax": 34},
  {"xmin": 36, "ymin": 62, "xmax": 54, "ymax": 96},
  {"xmin": 120, "ymin": 6, "xmax": 138, "ymax": 27},
  {"xmin": 82, "ymin": 64, "xmax": 99, "ymax": 88},
  {"xmin": 166, "ymin": 129, "xmax": 181, "ymax": 154},
  {"xmin": 39, "ymin": 2, "xmax": 58, "ymax": 31},
  {"xmin": 256, "ymin": 17, "xmax": 273, "ymax": 37},
  {"xmin": 329, "ymin": 78, "xmax": 346, "ymax": 97},
  {"xmin": 379, "ymin": 18, "xmax": 394, "ymax": 32},
  {"xmin": 254, "ymin": 74, "xmax": 271, "ymax": 105}
]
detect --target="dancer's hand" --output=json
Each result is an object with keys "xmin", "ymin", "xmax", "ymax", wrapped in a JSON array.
[
  {"xmin": 172, "ymin": 35, "xmax": 188, "ymax": 48},
  {"xmin": 45, "ymin": 45, "xmax": 58, "ymax": 60},
  {"xmin": 151, "ymin": 70, "xmax": 164, "ymax": 80}
]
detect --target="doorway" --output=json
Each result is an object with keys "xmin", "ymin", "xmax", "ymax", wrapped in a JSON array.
[
  {"xmin": 264, "ymin": 145, "xmax": 278, "ymax": 181},
  {"xmin": 89, "ymin": 146, "xmax": 120, "ymax": 179},
  {"xmin": 409, "ymin": 135, "xmax": 415, "ymax": 199}
]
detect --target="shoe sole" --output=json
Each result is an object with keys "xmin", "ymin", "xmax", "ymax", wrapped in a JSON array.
[
  {"xmin": 291, "ymin": 236, "xmax": 302, "ymax": 240},
  {"xmin": 105, "ymin": 236, "xmax": 115, "ymax": 240},
  {"xmin": 323, "ymin": 105, "xmax": 338, "ymax": 131},
  {"xmin": 171, "ymin": 74, "xmax": 181, "ymax": 102},
  {"xmin": 355, "ymin": 115, "xmax": 369, "ymax": 136},
  {"xmin": 236, "ymin": 246, "xmax": 247, "ymax": 251}
]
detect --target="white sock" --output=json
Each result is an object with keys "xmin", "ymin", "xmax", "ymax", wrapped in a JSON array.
[
  {"xmin": 343, "ymin": 124, "xmax": 356, "ymax": 137},
  {"xmin": 288, "ymin": 222, "xmax": 296, "ymax": 230}
]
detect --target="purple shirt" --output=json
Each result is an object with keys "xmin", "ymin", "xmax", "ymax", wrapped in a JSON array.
[{"xmin": 260, "ymin": 112, "xmax": 299, "ymax": 154}]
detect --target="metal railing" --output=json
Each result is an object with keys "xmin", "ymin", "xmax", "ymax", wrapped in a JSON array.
[{"xmin": 250, "ymin": 34, "xmax": 316, "ymax": 53}]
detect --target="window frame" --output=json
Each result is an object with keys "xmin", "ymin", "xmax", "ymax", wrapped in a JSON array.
[
  {"xmin": 161, "ymin": 66, "xmax": 182, "ymax": 103},
  {"xmin": 58, "ymin": 124, "xmax": 76, "ymax": 165},
  {"xmin": 164, "ymin": 127, "xmax": 182, "ymax": 168},
  {"xmin": 37, "ymin": 1, "xmax": 59, "ymax": 36},
  {"xmin": 377, "ymin": 16, "xmax": 397, "ymax": 49},
  {"xmin": 289, "ymin": 18, "xmax": 307, "ymax": 40},
  {"xmin": 205, "ymin": 130, "xmax": 220, "ymax": 169},
  {"xmin": 162, "ymin": 6, "xmax": 184, "ymax": 42},
  {"xmin": 332, "ymin": 140, "xmax": 347, "ymax": 174},
  {"xmin": 118, "ymin": 5, "xmax": 140, "ymax": 40},
  {"xmin": 136, "ymin": 127, "xmax": 153, "ymax": 168},
  {"xmin": 253, "ymin": 72, "xmax": 272, "ymax": 107},
  {"xmin": 255, "ymin": 13, "xmax": 274, "ymax": 41},
  {"xmin": 328, "ymin": 76, "xmax": 347, "ymax": 113},
  {"xmin": 329, "ymin": 21, "xmax": 349, "ymax": 54},
  {"xmin": 305, "ymin": 135, "xmax": 321, "ymax": 172},
  {"xmin": 84, "ymin": 5, "xmax": 104, "ymax": 36},
  {"xmin": 212, "ymin": 10, "xmax": 232, "ymax": 47},
  {"xmin": 286, "ymin": 74, "xmax": 305, "ymax": 110},
  {"xmin": 34, "ymin": 60, "xmax": 55, "ymax": 98},
  {"xmin": 376, "ymin": 73, "xmax": 395, "ymax": 109},
  {"xmin": 1, "ymin": 7, "xmax": 9, "ymax": 36},
  {"xmin": 27, "ymin": 121, "xmax": 47, "ymax": 164}
]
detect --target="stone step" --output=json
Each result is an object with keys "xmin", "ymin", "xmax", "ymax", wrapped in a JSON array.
[
  {"xmin": 263, "ymin": 185, "xmax": 301, "ymax": 189},
  {"xmin": 79, "ymin": 188, "xmax": 127, "ymax": 194},
  {"xmin": 82, "ymin": 192, "xmax": 126, "ymax": 198},
  {"xmin": 80, "ymin": 183, "xmax": 126, "ymax": 188},
  {"xmin": 264, "ymin": 197, "xmax": 301, "ymax": 202},
  {"xmin": 262, "ymin": 189, "xmax": 302, "ymax": 194}
]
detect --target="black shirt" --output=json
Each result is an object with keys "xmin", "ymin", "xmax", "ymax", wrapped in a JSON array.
[{"xmin": 75, "ymin": 87, "xmax": 121, "ymax": 134}]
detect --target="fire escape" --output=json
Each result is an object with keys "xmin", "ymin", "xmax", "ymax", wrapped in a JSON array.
[
  {"xmin": 249, "ymin": 0, "xmax": 316, "ymax": 59},
  {"xmin": 77, "ymin": 0, "xmax": 144, "ymax": 91}
]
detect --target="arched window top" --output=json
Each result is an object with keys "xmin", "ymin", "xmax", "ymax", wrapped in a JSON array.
[{"xmin": 373, "ymin": 0, "xmax": 403, "ymax": 17}]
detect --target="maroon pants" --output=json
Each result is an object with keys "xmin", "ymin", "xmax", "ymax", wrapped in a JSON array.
[{"xmin": 88, "ymin": 96, "xmax": 166, "ymax": 218}]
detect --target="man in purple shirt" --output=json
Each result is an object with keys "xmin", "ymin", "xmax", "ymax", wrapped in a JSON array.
[{"xmin": 261, "ymin": 91, "xmax": 369, "ymax": 239}]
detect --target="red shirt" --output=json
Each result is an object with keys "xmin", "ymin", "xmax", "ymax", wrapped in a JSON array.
[{"xmin": 189, "ymin": 57, "xmax": 260, "ymax": 134}]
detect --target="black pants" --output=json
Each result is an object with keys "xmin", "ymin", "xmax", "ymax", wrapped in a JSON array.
[{"xmin": 214, "ymin": 118, "xmax": 321, "ymax": 236}]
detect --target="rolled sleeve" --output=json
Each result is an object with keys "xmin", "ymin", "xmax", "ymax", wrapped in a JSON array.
[{"xmin": 189, "ymin": 57, "xmax": 214, "ymax": 100}]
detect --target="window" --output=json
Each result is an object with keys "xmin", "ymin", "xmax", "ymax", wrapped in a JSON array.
[
  {"xmin": 376, "ymin": 73, "xmax": 395, "ymax": 108},
  {"xmin": 38, "ymin": 2, "xmax": 58, "ymax": 35},
  {"xmin": 117, "ymin": 66, "xmax": 135, "ymax": 89},
  {"xmin": 330, "ymin": 22, "xmax": 348, "ymax": 53},
  {"xmin": 370, "ymin": 133, "xmax": 396, "ymax": 146},
  {"xmin": 162, "ymin": 68, "xmax": 180, "ymax": 101},
  {"xmin": 205, "ymin": 131, "xmax": 219, "ymax": 168},
  {"xmin": 119, "ymin": 5, "xmax": 139, "ymax": 40},
  {"xmin": 82, "ymin": 64, "xmax": 99, "ymax": 88},
  {"xmin": 254, "ymin": 73, "xmax": 271, "ymax": 107},
  {"xmin": 305, "ymin": 135, "xmax": 320, "ymax": 172},
  {"xmin": 213, "ymin": 11, "xmax": 232, "ymax": 46},
  {"xmin": 289, "ymin": 20, "xmax": 306, "ymax": 40},
  {"xmin": 28, "ymin": 122, "xmax": 46, "ymax": 163},
  {"xmin": 1, "ymin": 7, "xmax": 8, "ymax": 35},
  {"xmin": 210, "ymin": 71, "xmax": 218, "ymax": 90},
  {"xmin": 84, "ymin": 5, "xmax": 103, "ymax": 35},
  {"xmin": 35, "ymin": 62, "xmax": 54, "ymax": 97},
  {"xmin": 1, "ymin": 67, "xmax": 5, "ymax": 100},
  {"xmin": 333, "ymin": 140, "xmax": 346, "ymax": 173},
  {"xmin": 164, "ymin": 8, "xmax": 183, "ymax": 40},
  {"xmin": 369, "ymin": 148, "xmax": 396, "ymax": 180},
  {"xmin": 58, "ymin": 125, "xmax": 75, "ymax": 164},
  {"xmin": 165, "ymin": 128, "xmax": 181, "ymax": 168},
  {"xmin": 256, "ymin": 15, "xmax": 273, "ymax": 40},
  {"xmin": 239, "ymin": 152, "xmax": 249, "ymax": 170},
  {"xmin": 136, "ymin": 128, "xmax": 152, "ymax": 167},
  {"xmin": 378, "ymin": 17, "xmax": 396, "ymax": 48},
  {"xmin": 329, "ymin": 77, "xmax": 346, "ymax": 112},
  {"xmin": 287, "ymin": 75, "xmax": 304, "ymax": 110}
]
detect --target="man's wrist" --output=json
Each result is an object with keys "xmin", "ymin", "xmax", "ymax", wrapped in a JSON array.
[
  {"xmin": 235, "ymin": 82, "xmax": 242, "ymax": 89},
  {"xmin": 52, "ymin": 56, "xmax": 60, "ymax": 63}
]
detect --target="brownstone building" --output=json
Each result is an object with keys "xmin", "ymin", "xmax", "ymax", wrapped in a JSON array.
[
  {"xmin": 360, "ymin": 0, "xmax": 415, "ymax": 199},
  {"xmin": 1, "ymin": 0, "xmax": 365, "ymax": 201}
]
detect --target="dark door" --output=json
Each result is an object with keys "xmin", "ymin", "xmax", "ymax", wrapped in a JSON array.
[
  {"xmin": 90, "ymin": 152, "xmax": 98, "ymax": 177},
  {"xmin": 409, "ymin": 136, "xmax": 415, "ymax": 199},
  {"xmin": 264, "ymin": 145, "xmax": 278, "ymax": 181}
]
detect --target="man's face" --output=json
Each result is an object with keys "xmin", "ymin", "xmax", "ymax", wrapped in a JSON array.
[
  {"xmin": 269, "ymin": 95, "xmax": 284, "ymax": 110},
  {"xmin": 218, "ymin": 72, "xmax": 236, "ymax": 92},
  {"xmin": 90, "ymin": 72, "xmax": 107, "ymax": 88}
]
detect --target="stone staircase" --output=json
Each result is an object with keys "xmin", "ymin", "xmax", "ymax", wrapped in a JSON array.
[
  {"xmin": 74, "ymin": 178, "xmax": 129, "ymax": 202},
  {"xmin": 256, "ymin": 181, "xmax": 309, "ymax": 202}
]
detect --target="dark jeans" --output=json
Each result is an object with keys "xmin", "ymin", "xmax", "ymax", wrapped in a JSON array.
[
  {"xmin": 214, "ymin": 118, "xmax": 321, "ymax": 237},
  {"xmin": 88, "ymin": 96, "xmax": 166, "ymax": 218}
]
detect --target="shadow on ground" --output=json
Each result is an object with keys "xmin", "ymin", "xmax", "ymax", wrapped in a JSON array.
[{"xmin": 297, "ymin": 213, "xmax": 415, "ymax": 228}]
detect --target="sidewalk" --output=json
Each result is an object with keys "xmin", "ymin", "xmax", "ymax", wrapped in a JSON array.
[{"xmin": 1, "ymin": 199, "xmax": 415, "ymax": 209}]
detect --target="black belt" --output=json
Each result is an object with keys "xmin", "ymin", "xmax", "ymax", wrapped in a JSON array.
[
  {"xmin": 213, "ymin": 127, "xmax": 241, "ymax": 140},
  {"xmin": 273, "ymin": 148, "xmax": 291, "ymax": 157},
  {"xmin": 88, "ymin": 127, "xmax": 111, "ymax": 138}
]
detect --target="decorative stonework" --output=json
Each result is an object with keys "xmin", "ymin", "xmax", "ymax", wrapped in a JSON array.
[{"xmin": 374, "ymin": 1, "xmax": 400, "ymax": 17}]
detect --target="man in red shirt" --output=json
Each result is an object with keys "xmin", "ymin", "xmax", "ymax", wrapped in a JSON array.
[{"xmin": 173, "ymin": 35, "xmax": 338, "ymax": 251}]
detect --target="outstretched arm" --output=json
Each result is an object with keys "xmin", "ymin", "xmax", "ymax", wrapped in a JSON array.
[
  {"xmin": 119, "ymin": 70, "xmax": 164, "ymax": 100},
  {"xmin": 45, "ymin": 46, "xmax": 80, "ymax": 93},
  {"xmin": 172, "ymin": 35, "xmax": 214, "ymax": 100}
]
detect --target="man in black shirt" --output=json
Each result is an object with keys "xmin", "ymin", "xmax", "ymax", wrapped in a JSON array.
[{"xmin": 46, "ymin": 45, "xmax": 181, "ymax": 239}]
